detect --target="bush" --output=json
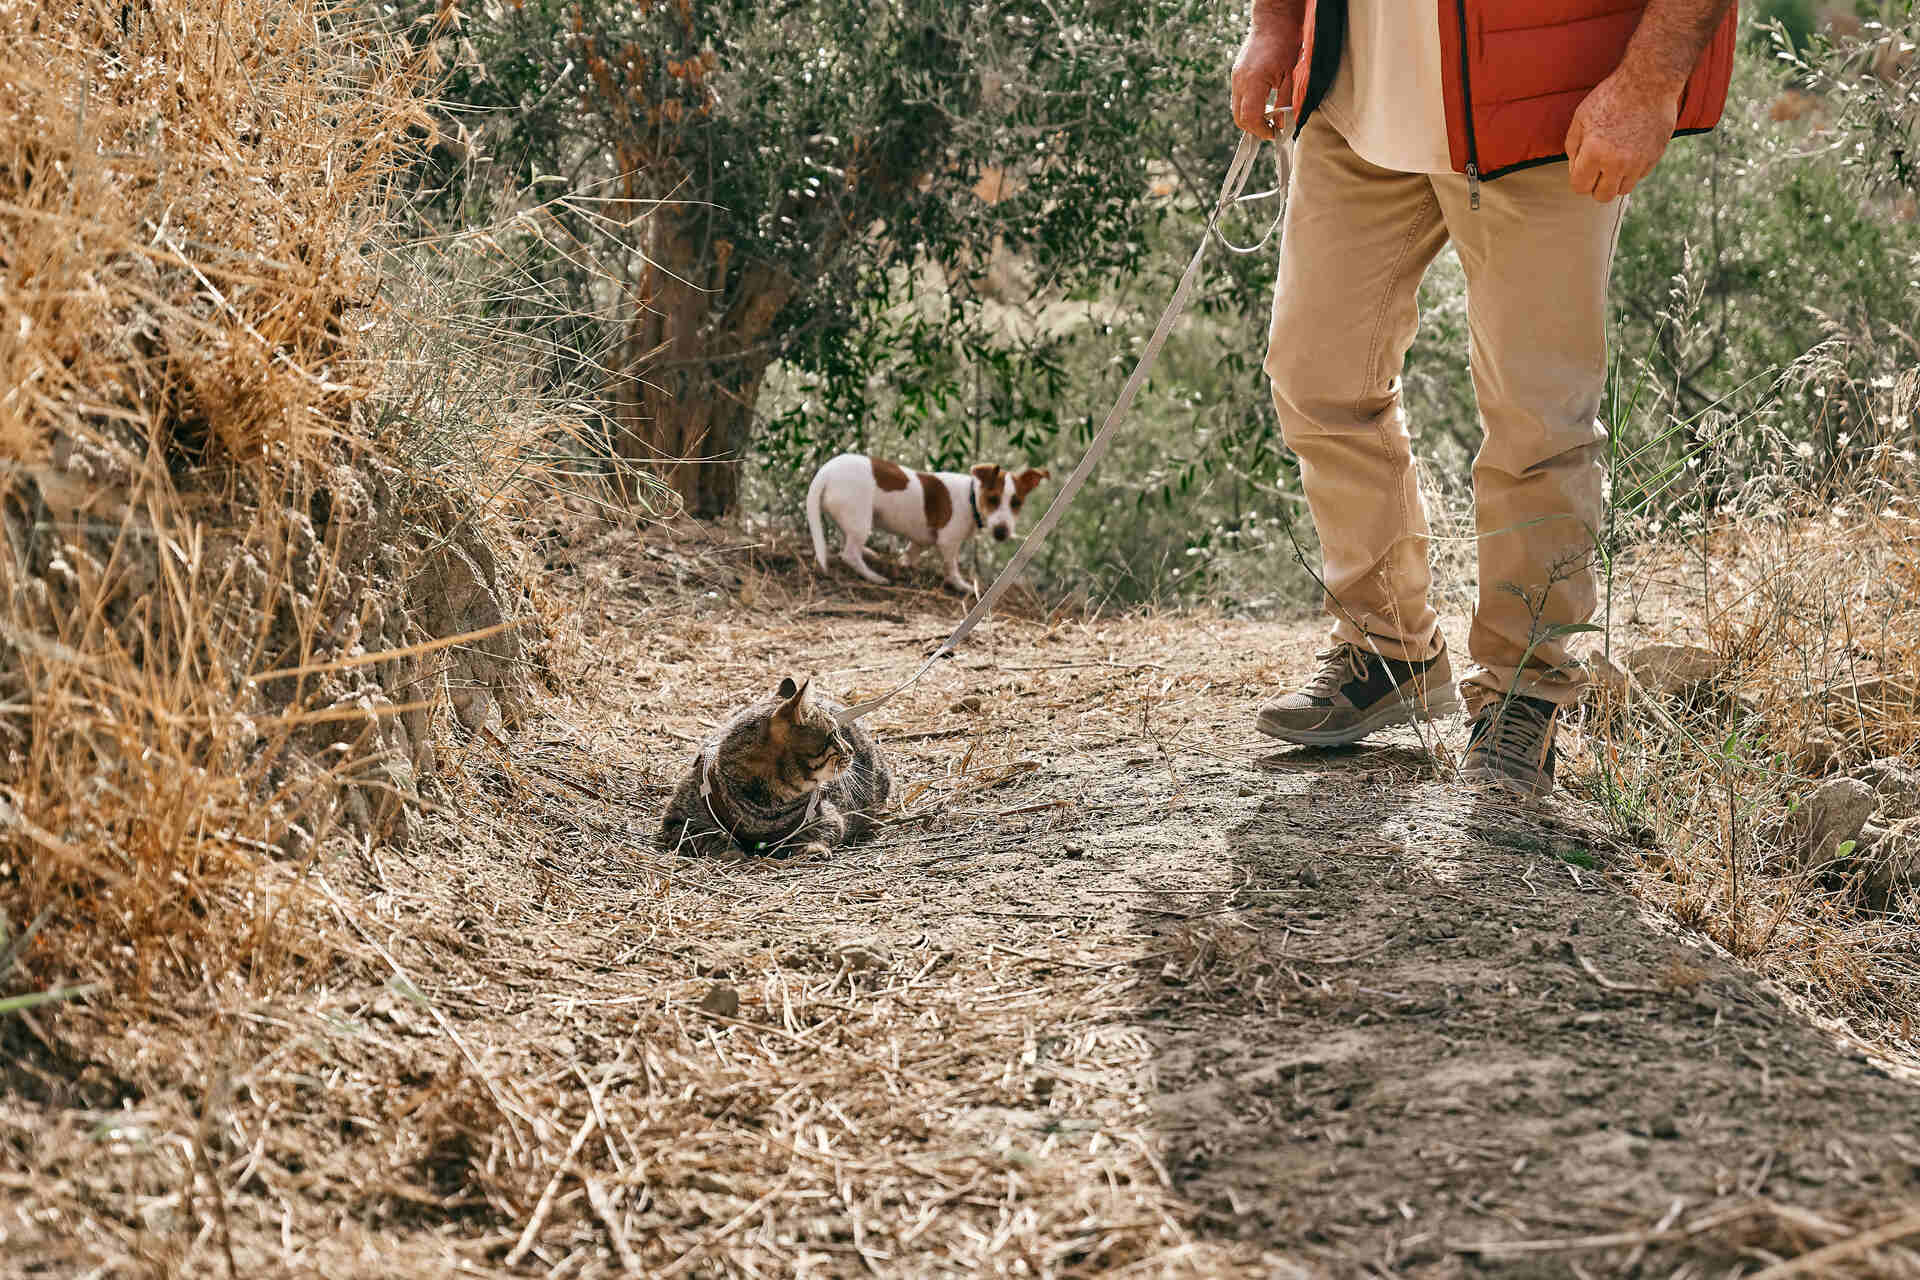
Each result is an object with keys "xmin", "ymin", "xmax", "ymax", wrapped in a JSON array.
[{"xmin": 756, "ymin": 20, "xmax": 1920, "ymax": 612}]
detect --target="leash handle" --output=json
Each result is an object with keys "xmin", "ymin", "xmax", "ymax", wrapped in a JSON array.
[{"xmin": 837, "ymin": 129, "xmax": 1289, "ymax": 726}]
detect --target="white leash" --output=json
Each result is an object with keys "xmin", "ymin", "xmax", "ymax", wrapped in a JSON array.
[{"xmin": 837, "ymin": 125, "xmax": 1292, "ymax": 726}]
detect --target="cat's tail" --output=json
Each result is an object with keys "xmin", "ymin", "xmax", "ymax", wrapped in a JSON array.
[{"xmin": 806, "ymin": 464, "xmax": 831, "ymax": 574}]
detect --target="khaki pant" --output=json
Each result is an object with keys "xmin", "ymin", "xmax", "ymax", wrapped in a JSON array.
[{"xmin": 1265, "ymin": 115, "xmax": 1623, "ymax": 708}]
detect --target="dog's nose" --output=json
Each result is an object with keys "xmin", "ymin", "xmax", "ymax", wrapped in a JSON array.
[{"xmin": 993, "ymin": 527, "xmax": 1010, "ymax": 541}]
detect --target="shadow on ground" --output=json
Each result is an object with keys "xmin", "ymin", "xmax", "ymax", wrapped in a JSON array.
[{"xmin": 1132, "ymin": 736, "xmax": 1919, "ymax": 1274}]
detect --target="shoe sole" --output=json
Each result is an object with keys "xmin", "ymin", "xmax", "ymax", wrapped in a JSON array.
[
  {"xmin": 1255, "ymin": 687, "xmax": 1463, "ymax": 747},
  {"xmin": 1459, "ymin": 761, "xmax": 1554, "ymax": 798}
]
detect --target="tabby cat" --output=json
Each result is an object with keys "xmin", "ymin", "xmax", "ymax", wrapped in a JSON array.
[{"xmin": 658, "ymin": 676, "xmax": 892, "ymax": 857}]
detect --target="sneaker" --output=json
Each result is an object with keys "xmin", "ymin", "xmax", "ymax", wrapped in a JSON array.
[
  {"xmin": 1255, "ymin": 641, "xmax": 1461, "ymax": 747},
  {"xmin": 1461, "ymin": 693, "xmax": 1560, "ymax": 797}
]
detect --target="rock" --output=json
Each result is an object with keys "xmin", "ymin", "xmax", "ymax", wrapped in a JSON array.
[
  {"xmin": 699, "ymin": 984, "xmax": 740, "ymax": 1018},
  {"xmin": 837, "ymin": 943, "xmax": 887, "ymax": 972},
  {"xmin": 1851, "ymin": 760, "xmax": 1920, "ymax": 821},
  {"xmin": 1859, "ymin": 816, "xmax": 1920, "ymax": 909},
  {"xmin": 1626, "ymin": 644, "xmax": 1722, "ymax": 695},
  {"xmin": 1795, "ymin": 727, "xmax": 1844, "ymax": 775},
  {"xmin": 1588, "ymin": 651, "xmax": 1631, "ymax": 697},
  {"xmin": 950, "ymin": 696, "xmax": 984, "ymax": 713},
  {"xmin": 1649, "ymin": 1113, "xmax": 1680, "ymax": 1140},
  {"xmin": 1822, "ymin": 675, "xmax": 1919, "ymax": 710},
  {"xmin": 1779, "ymin": 777, "xmax": 1878, "ymax": 867},
  {"xmin": 1062, "ymin": 843, "xmax": 1085, "ymax": 858}
]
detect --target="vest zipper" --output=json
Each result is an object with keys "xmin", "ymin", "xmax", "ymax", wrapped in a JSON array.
[{"xmin": 1452, "ymin": 1, "xmax": 1482, "ymax": 210}]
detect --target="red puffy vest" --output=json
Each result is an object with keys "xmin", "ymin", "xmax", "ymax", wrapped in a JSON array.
[{"xmin": 1289, "ymin": 1, "xmax": 1739, "ymax": 183}]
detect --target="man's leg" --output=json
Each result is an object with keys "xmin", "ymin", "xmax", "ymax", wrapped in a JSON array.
[
  {"xmin": 1430, "ymin": 168, "xmax": 1623, "ymax": 711},
  {"xmin": 1255, "ymin": 115, "xmax": 1463, "ymax": 747},
  {"xmin": 1265, "ymin": 115, "xmax": 1450, "ymax": 664}
]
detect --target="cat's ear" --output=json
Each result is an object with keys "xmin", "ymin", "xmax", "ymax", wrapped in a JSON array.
[{"xmin": 774, "ymin": 676, "xmax": 811, "ymax": 719}]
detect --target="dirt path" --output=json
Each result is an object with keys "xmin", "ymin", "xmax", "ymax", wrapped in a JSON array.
[{"xmin": 9, "ymin": 526, "xmax": 1919, "ymax": 1277}]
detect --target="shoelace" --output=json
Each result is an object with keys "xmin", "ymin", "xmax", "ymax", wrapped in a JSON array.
[
  {"xmin": 1301, "ymin": 644, "xmax": 1372, "ymax": 699},
  {"xmin": 1473, "ymin": 696, "xmax": 1555, "ymax": 765}
]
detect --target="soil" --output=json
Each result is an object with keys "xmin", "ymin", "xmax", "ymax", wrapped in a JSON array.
[{"xmin": 6, "ymin": 522, "xmax": 1918, "ymax": 1278}]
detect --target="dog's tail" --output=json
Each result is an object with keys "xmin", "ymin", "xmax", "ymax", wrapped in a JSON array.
[{"xmin": 806, "ymin": 463, "xmax": 831, "ymax": 573}]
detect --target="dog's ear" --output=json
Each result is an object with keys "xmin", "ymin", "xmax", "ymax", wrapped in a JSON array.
[
  {"xmin": 970, "ymin": 463, "xmax": 1005, "ymax": 490},
  {"xmin": 1013, "ymin": 467, "xmax": 1050, "ymax": 496}
]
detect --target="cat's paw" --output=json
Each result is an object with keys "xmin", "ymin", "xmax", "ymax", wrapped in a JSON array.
[{"xmin": 797, "ymin": 841, "xmax": 833, "ymax": 860}]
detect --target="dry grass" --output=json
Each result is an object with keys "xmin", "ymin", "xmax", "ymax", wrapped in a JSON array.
[
  {"xmin": 3, "ymin": 524, "xmax": 1282, "ymax": 1277},
  {"xmin": 7, "ymin": 513, "xmax": 1919, "ymax": 1275},
  {"xmin": 0, "ymin": 0, "xmax": 558, "ymax": 1003},
  {"xmin": 1573, "ymin": 366, "xmax": 1920, "ymax": 1074}
]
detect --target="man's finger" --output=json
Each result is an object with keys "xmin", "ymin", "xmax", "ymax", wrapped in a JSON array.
[
  {"xmin": 1568, "ymin": 146, "xmax": 1600, "ymax": 196},
  {"xmin": 1233, "ymin": 78, "xmax": 1279, "ymax": 139}
]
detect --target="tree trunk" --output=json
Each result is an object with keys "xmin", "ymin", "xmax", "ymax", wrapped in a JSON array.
[{"xmin": 612, "ymin": 213, "xmax": 791, "ymax": 519}]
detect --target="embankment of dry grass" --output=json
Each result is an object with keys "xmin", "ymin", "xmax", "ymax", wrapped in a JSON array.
[{"xmin": 0, "ymin": 0, "xmax": 555, "ymax": 1001}]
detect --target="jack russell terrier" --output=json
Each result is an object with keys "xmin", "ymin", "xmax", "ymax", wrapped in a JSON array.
[{"xmin": 807, "ymin": 453, "xmax": 1050, "ymax": 594}]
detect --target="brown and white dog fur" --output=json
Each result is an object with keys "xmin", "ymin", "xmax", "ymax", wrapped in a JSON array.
[{"xmin": 807, "ymin": 454, "xmax": 1050, "ymax": 594}]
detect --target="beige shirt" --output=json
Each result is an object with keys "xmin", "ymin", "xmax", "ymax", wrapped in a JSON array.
[{"xmin": 1317, "ymin": 1, "xmax": 1454, "ymax": 175}]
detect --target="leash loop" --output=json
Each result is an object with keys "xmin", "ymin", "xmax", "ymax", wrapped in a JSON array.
[{"xmin": 837, "ymin": 123, "xmax": 1293, "ymax": 726}]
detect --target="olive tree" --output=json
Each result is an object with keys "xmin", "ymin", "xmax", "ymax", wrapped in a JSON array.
[{"xmin": 409, "ymin": 0, "xmax": 1244, "ymax": 516}]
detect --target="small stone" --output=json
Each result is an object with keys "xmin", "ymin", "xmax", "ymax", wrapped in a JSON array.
[
  {"xmin": 838, "ymin": 943, "xmax": 887, "ymax": 972},
  {"xmin": 1796, "ymin": 728, "xmax": 1843, "ymax": 775},
  {"xmin": 1062, "ymin": 843, "xmax": 1085, "ymax": 858},
  {"xmin": 1650, "ymin": 1113, "xmax": 1680, "ymax": 1140},
  {"xmin": 1852, "ymin": 760, "xmax": 1920, "ymax": 821},
  {"xmin": 950, "ymin": 696, "xmax": 984, "ymax": 713},
  {"xmin": 1779, "ymin": 777, "xmax": 1877, "ymax": 867},
  {"xmin": 1860, "ymin": 816, "xmax": 1920, "ymax": 908},
  {"xmin": 699, "ymin": 984, "xmax": 739, "ymax": 1018},
  {"xmin": 1297, "ymin": 867, "xmax": 1321, "ymax": 889},
  {"xmin": 1626, "ymin": 643, "xmax": 1722, "ymax": 695},
  {"xmin": 1588, "ymin": 651, "xmax": 1631, "ymax": 697},
  {"xmin": 1823, "ymin": 675, "xmax": 1919, "ymax": 710}
]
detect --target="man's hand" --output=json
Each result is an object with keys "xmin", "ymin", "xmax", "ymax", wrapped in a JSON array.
[
  {"xmin": 1231, "ymin": 8, "xmax": 1303, "ymax": 140},
  {"xmin": 1565, "ymin": 68, "xmax": 1681, "ymax": 202},
  {"xmin": 1568, "ymin": 0, "xmax": 1733, "ymax": 201}
]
